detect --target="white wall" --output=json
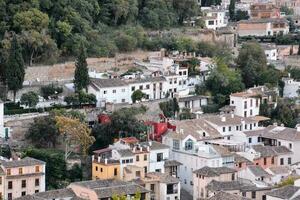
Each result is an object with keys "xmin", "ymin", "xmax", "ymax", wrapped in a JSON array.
[
  {"xmin": 230, "ymin": 96, "xmax": 260, "ymax": 117},
  {"xmin": 149, "ymin": 149, "xmax": 169, "ymax": 173}
]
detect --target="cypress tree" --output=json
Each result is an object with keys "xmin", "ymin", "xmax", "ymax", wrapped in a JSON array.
[
  {"xmin": 229, "ymin": 0, "xmax": 236, "ymax": 21},
  {"xmin": 5, "ymin": 34, "xmax": 25, "ymax": 102},
  {"xmin": 74, "ymin": 44, "xmax": 89, "ymax": 92}
]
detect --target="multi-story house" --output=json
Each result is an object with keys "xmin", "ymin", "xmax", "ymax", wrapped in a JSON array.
[
  {"xmin": 238, "ymin": 144, "xmax": 292, "ymax": 169},
  {"xmin": 142, "ymin": 172, "xmax": 180, "ymax": 200},
  {"xmin": 162, "ymin": 121, "xmax": 235, "ymax": 194},
  {"xmin": 92, "ymin": 138, "xmax": 172, "ymax": 181},
  {"xmin": 237, "ymin": 18, "xmax": 289, "ymax": 37},
  {"xmin": 0, "ymin": 157, "xmax": 46, "ymax": 200},
  {"xmin": 193, "ymin": 166, "xmax": 237, "ymax": 199},
  {"xmin": 250, "ymin": 3, "xmax": 280, "ymax": 19},
  {"xmin": 201, "ymin": 7, "xmax": 228, "ymax": 30},
  {"xmin": 230, "ymin": 85, "xmax": 278, "ymax": 118},
  {"xmin": 258, "ymin": 125, "xmax": 300, "ymax": 163}
]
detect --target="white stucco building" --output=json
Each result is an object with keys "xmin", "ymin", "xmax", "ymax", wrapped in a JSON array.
[
  {"xmin": 201, "ymin": 7, "xmax": 228, "ymax": 30},
  {"xmin": 283, "ymin": 77, "xmax": 300, "ymax": 98},
  {"xmin": 0, "ymin": 101, "xmax": 3, "ymax": 138}
]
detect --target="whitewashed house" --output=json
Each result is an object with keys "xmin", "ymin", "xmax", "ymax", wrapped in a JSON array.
[{"xmin": 201, "ymin": 7, "xmax": 228, "ymax": 30}]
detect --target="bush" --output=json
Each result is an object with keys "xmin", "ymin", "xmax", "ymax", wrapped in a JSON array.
[
  {"xmin": 41, "ymin": 84, "xmax": 63, "ymax": 100},
  {"xmin": 20, "ymin": 91, "xmax": 39, "ymax": 107},
  {"xmin": 202, "ymin": 104, "xmax": 219, "ymax": 113}
]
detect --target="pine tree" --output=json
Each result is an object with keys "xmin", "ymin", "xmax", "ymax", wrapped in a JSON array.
[
  {"xmin": 5, "ymin": 34, "xmax": 25, "ymax": 102},
  {"xmin": 74, "ymin": 44, "xmax": 89, "ymax": 92},
  {"xmin": 229, "ymin": 0, "xmax": 236, "ymax": 21}
]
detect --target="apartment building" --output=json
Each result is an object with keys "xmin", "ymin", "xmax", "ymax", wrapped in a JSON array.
[
  {"xmin": 237, "ymin": 18, "xmax": 289, "ymax": 37},
  {"xmin": 0, "ymin": 157, "xmax": 46, "ymax": 200}
]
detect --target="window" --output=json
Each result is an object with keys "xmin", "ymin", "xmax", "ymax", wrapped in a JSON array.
[
  {"xmin": 185, "ymin": 139, "xmax": 193, "ymax": 150},
  {"xmin": 35, "ymin": 166, "xmax": 40, "ymax": 173},
  {"xmin": 121, "ymin": 99, "xmax": 125, "ymax": 103},
  {"xmin": 264, "ymin": 158, "xmax": 267, "ymax": 165},
  {"xmin": 35, "ymin": 178, "xmax": 40, "ymax": 186},
  {"xmin": 22, "ymin": 180, "xmax": 26, "ymax": 188},
  {"xmin": 245, "ymin": 124, "xmax": 247, "ymax": 130},
  {"xmin": 8, "ymin": 181, "xmax": 12, "ymax": 189},
  {"xmin": 239, "ymin": 163, "xmax": 242, "ymax": 168},
  {"xmin": 183, "ymin": 71, "xmax": 187, "ymax": 75},
  {"xmin": 95, "ymin": 166, "xmax": 98, "ymax": 171},
  {"xmin": 136, "ymin": 155, "xmax": 139, "ymax": 162},
  {"xmin": 136, "ymin": 171, "xmax": 141, "ymax": 177},
  {"xmin": 256, "ymin": 99, "xmax": 259, "ymax": 107},
  {"xmin": 231, "ymin": 100, "xmax": 234, "ymax": 104},
  {"xmin": 223, "ymin": 127, "xmax": 226, "ymax": 132},
  {"xmin": 208, "ymin": 20, "xmax": 214, "ymax": 25},
  {"xmin": 231, "ymin": 173, "xmax": 235, "ymax": 180},
  {"xmin": 289, "ymin": 143, "xmax": 292, "ymax": 149},
  {"xmin": 167, "ymin": 184, "xmax": 177, "ymax": 194},
  {"xmin": 8, "ymin": 193, "xmax": 12, "ymax": 200},
  {"xmin": 114, "ymin": 168, "xmax": 118, "ymax": 176},
  {"xmin": 112, "ymin": 89, "xmax": 116, "ymax": 93},
  {"xmin": 250, "ymin": 110, "xmax": 253, "ymax": 116},
  {"xmin": 21, "ymin": 191, "xmax": 26, "ymax": 196},
  {"xmin": 280, "ymin": 158, "xmax": 284, "ymax": 165},
  {"xmin": 122, "ymin": 88, "xmax": 125, "ymax": 92},
  {"xmin": 278, "ymin": 141, "xmax": 281, "ymax": 146},
  {"xmin": 248, "ymin": 138, "xmax": 252, "ymax": 144},
  {"xmin": 155, "ymin": 169, "xmax": 161, "ymax": 172},
  {"xmin": 100, "ymin": 168, "xmax": 103, "ymax": 172},
  {"xmin": 7, "ymin": 169, "xmax": 11, "ymax": 175},
  {"xmin": 131, "ymin": 86, "xmax": 135, "ymax": 91},
  {"xmin": 35, "ymin": 190, "xmax": 39, "ymax": 193},
  {"xmin": 242, "ymin": 192, "xmax": 246, "ymax": 197},
  {"xmin": 146, "ymin": 84, "xmax": 150, "ymax": 89},
  {"xmin": 229, "ymin": 126, "xmax": 231, "ymax": 131},
  {"xmin": 288, "ymin": 157, "xmax": 292, "ymax": 165},
  {"xmin": 173, "ymin": 139, "xmax": 180, "ymax": 150},
  {"xmin": 250, "ymin": 99, "xmax": 253, "ymax": 107},
  {"xmin": 244, "ymin": 101, "xmax": 247, "ymax": 109},
  {"xmin": 179, "ymin": 72, "xmax": 182, "ymax": 76},
  {"xmin": 19, "ymin": 168, "xmax": 23, "ymax": 175},
  {"xmin": 150, "ymin": 184, "xmax": 155, "ymax": 192},
  {"xmin": 144, "ymin": 166, "xmax": 147, "ymax": 173},
  {"xmin": 103, "ymin": 90, "xmax": 107, "ymax": 94},
  {"xmin": 236, "ymin": 126, "xmax": 239, "ymax": 131},
  {"xmin": 157, "ymin": 153, "xmax": 163, "ymax": 162},
  {"xmin": 244, "ymin": 111, "xmax": 247, "ymax": 117},
  {"xmin": 271, "ymin": 157, "xmax": 274, "ymax": 164},
  {"xmin": 144, "ymin": 154, "xmax": 147, "ymax": 161},
  {"xmin": 0, "ymin": 177, "xmax": 2, "ymax": 185},
  {"xmin": 252, "ymin": 191, "xmax": 256, "ymax": 199},
  {"xmin": 139, "ymin": 85, "xmax": 143, "ymax": 90}
]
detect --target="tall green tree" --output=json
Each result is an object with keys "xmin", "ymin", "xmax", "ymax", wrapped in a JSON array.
[
  {"xmin": 5, "ymin": 35, "xmax": 25, "ymax": 102},
  {"xmin": 229, "ymin": 0, "xmax": 235, "ymax": 21},
  {"xmin": 74, "ymin": 44, "xmax": 89, "ymax": 92}
]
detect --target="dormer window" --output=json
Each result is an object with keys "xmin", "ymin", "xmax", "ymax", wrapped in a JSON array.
[{"xmin": 185, "ymin": 139, "xmax": 193, "ymax": 150}]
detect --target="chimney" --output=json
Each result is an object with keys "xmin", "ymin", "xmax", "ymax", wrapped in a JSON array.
[
  {"xmin": 98, "ymin": 157, "xmax": 100, "ymax": 162},
  {"xmin": 105, "ymin": 158, "xmax": 108, "ymax": 165},
  {"xmin": 221, "ymin": 116, "xmax": 226, "ymax": 122},
  {"xmin": 231, "ymin": 113, "xmax": 234, "ymax": 118}
]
